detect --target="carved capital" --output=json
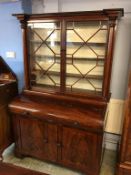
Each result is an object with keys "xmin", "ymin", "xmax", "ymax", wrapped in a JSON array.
[
  {"xmin": 13, "ymin": 14, "xmax": 29, "ymax": 29},
  {"xmin": 20, "ymin": 20, "xmax": 27, "ymax": 29},
  {"xmin": 109, "ymin": 20, "xmax": 116, "ymax": 27}
]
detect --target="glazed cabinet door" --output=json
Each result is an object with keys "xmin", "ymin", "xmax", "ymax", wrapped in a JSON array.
[
  {"xmin": 0, "ymin": 106, "xmax": 12, "ymax": 155},
  {"xmin": 65, "ymin": 20, "xmax": 109, "ymax": 95},
  {"xmin": 13, "ymin": 116, "xmax": 58, "ymax": 162},
  {"xmin": 61, "ymin": 127, "xmax": 102, "ymax": 174},
  {"xmin": 27, "ymin": 21, "xmax": 61, "ymax": 92}
]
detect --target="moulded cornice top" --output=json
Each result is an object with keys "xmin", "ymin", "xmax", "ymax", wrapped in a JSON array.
[
  {"xmin": 12, "ymin": 8, "xmax": 124, "ymax": 21},
  {"xmin": 0, "ymin": 56, "xmax": 17, "ymax": 81}
]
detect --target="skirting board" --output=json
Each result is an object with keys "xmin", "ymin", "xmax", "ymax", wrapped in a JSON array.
[{"xmin": 104, "ymin": 132, "xmax": 120, "ymax": 150}]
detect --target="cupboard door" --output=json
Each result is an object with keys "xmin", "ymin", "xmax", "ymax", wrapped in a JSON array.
[
  {"xmin": 61, "ymin": 127, "xmax": 101, "ymax": 174},
  {"xmin": 18, "ymin": 117, "xmax": 57, "ymax": 162}
]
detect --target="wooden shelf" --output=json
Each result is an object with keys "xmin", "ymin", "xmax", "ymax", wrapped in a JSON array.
[
  {"xmin": 32, "ymin": 70, "xmax": 103, "ymax": 80},
  {"xmin": 30, "ymin": 40, "xmax": 107, "ymax": 46},
  {"xmin": 35, "ymin": 55, "xmax": 105, "ymax": 62}
]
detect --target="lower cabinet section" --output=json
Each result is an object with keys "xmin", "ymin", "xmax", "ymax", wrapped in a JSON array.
[
  {"xmin": 12, "ymin": 115, "xmax": 102, "ymax": 175},
  {"xmin": 14, "ymin": 116, "xmax": 58, "ymax": 162}
]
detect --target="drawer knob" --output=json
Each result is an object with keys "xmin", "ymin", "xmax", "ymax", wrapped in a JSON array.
[
  {"xmin": 43, "ymin": 139, "xmax": 48, "ymax": 143},
  {"xmin": 6, "ymin": 89, "xmax": 10, "ymax": 93},
  {"xmin": 73, "ymin": 121, "xmax": 79, "ymax": 126},
  {"xmin": 57, "ymin": 143, "xmax": 62, "ymax": 147},
  {"xmin": 48, "ymin": 119, "xmax": 53, "ymax": 123}
]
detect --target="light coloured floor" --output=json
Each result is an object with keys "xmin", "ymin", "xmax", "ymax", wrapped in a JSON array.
[{"xmin": 2, "ymin": 144, "xmax": 116, "ymax": 175}]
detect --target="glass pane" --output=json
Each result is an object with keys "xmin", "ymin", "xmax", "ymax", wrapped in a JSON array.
[
  {"xmin": 66, "ymin": 21, "xmax": 108, "ymax": 95},
  {"xmin": 28, "ymin": 21, "xmax": 61, "ymax": 91}
]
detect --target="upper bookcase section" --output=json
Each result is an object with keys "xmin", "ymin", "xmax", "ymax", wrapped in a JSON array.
[{"xmin": 13, "ymin": 9, "xmax": 124, "ymax": 102}]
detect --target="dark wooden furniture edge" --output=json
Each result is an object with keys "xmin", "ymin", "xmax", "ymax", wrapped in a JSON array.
[
  {"xmin": 9, "ymin": 93, "xmax": 105, "ymax": 133},
  {"xmin": 24, "ymin": 90, "xmax": 107, "ymax": 108},
  {"xmin": 116, "ymin": 56, "xmax": 131, "ymax": 175},
  {"xmin": 0, "ymin": 162, "xmax": 49, "ymax": 175},
  {"xmin": 116, "ymin": 162, "xmax": 131, "ymax": 175},
  {"xmin": 0, "ymin": 56, "xmax": 17, "ymax": 81},
  {"xmin": 0, "ymin": 56, "xmax": 18, "ymax": 157}
]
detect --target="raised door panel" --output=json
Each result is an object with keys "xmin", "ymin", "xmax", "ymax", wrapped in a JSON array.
[
  {"xmin": 61, "ymin": 127, "xmax": 101, "ymax": 174},
  {"xmin": 18, "ymin": 117, "xmax": 57, "ymax": 162},
  {"xmin": 127, "ymin": 117, "xmax": 131, "ymax": 144},
  {"xmin": 0, "ymin": 162, "xmax": 48, "ymax": 175}
]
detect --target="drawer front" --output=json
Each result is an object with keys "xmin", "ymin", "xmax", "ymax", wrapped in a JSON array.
[{"xmin": 10, "ymin": 108, "xmax": 103, "ymax": 135}]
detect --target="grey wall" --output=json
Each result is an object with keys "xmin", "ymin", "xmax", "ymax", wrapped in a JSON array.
[
  {"xmin": 32, "ymin": 0, "xmax": 59, "ymax": 13},
  {"xmin": 32, "ymin": 0, "xmax": 131, "ymax": 100},
  {"xmin": 21, "ymin": 0, "xmax": 32, "ymax": 13},
  {"xmin": 0, "ymin": 0, "xmax": 32, "ymax": 91},
  {"xmin": 110, "ymin": 15, "xmax": 131, "ymax": 99}
]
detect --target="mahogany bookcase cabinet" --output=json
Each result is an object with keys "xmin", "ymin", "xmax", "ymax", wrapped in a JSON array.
[{"xmin": 9, "ymin": 9, "xmax": 123, "ymax": 175}]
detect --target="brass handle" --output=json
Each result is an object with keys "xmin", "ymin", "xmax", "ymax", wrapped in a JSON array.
[{"xmin": 43, "ymin": 139, "xmax": 48, "ymax": 143}]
